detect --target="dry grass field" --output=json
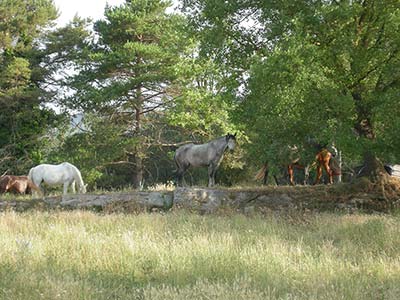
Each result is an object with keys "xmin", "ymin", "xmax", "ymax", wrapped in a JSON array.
[{"xmin": 0, "ymin": 209, "xmax": 400, "ymax": 299}]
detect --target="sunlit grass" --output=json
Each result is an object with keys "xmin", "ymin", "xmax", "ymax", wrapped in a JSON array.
[{"xmin": 0, "ymin": 211, "xmax": 399, "ymax": 299}]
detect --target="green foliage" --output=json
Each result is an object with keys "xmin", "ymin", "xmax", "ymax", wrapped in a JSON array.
[
  {"xmin": 0, "ymin": 0, "xmax": 62, "ymax": 175},
  {"xmin": 6, "ymin": 0, "xmax": 400, "ymax": 186},
  {"xmin": 48, "ymin": 0, "xmax": 240, "ymax": 188},
  {"xmin": 55, "ymin": 1, "xmax": 195, "ymax": 188},
  {"xmin": 46, "ymin": 113, "xmax": 133, "ymax": 188},
  {"xmin": 184, "ymin": 0, "xmax": 400, "ymax": 171}
]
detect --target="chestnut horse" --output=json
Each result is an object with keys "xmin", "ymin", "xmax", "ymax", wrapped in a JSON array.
[
  {"xmin": 256, "ymin": 147, "xmax": 341, "ymax": 185},
  {"xmin": 0, "ymin": 175, "xmax": 42, "ymax": 195},
  {"xmin": 287, "ymin": 148, "xmax": 341, "ymax": 185}
]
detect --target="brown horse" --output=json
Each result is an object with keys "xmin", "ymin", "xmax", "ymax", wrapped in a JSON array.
[
  {"xmin": 312, "ymin": 148, "xmax": 341, "ymax": 184},
  {"xmin": 0, "ymin": 175, "xmax": 42, "ymax": 195},
  {"xmin": 256, "ymin": 147, "xmax": 341, "ymax": 185},
  {"xmin": 288, "ymin": 148, "xmax": 341, "ymax": 185}
]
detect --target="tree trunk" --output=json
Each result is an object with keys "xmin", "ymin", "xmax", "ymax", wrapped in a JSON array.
[
  {"xmin": 351, "ymin": 91, "xmax": 385, "ymax": 182},
  {"xmin": 132, "ymin": 150, "xmax": 143, "ymax": 189},
  {"xmin": 132, "ymin": 86, "xmax": 144, "ymax": 190},
  {"xmin": 337, "ymin": 150, "xmax": 342, "ymax": 183},
  {"xmin": 357, "ymin": 151, "xmax": 387, "ymax": 182},
  {"xmin": 352, "ymin": 91, "xmax": 375, "ymax": 140}
]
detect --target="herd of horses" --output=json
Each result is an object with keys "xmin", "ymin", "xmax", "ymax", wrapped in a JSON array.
[
  {"xmin": 255, "ymin": 145, "xmax": 342, "ymax": 186},
  {"xmin": 0, "ymin": 162, "xmax": 86, "ymax": 196},
  {"xmin": 0, "ymin": 133, "xmax": 341, "ymax": 196},
  {"xmin": 174, "ymin": 133, "xmax": 341, "ymax": 187}
]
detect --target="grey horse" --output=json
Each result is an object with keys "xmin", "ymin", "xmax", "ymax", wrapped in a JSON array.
[{"xmin": 174, "ymin": 134, "xmax": 237, "ymax": 187}]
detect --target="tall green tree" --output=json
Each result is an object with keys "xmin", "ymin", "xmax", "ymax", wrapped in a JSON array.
[
  {"xmin": 62, "ymin": 0, "xmax": 193, "ymax": 188},
  {"xmin": 41, "ymin": 1, "xmax": 241, "ymax": 189},
  {"xmin": 0, "ymin": 0, "xmax": 60, "ymax": 174},
  {"xmin": 184, "ymin": 0, "xmax": 400, "ymax": 177}
]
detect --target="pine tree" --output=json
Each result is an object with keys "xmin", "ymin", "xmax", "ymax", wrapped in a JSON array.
[{"xmin": 66, "ymin": 0, "xmax": 190, "ymax": 188}]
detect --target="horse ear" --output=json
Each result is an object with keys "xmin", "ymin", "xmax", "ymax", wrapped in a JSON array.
[{"xmin": 234, "ymin": 132, "xmax": 237, "ymax": 137}]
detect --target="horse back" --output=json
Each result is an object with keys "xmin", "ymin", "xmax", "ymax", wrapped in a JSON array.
[
  {"xmin": 176, "ymin": 143, "xmax": 212, "ymax": 167},
  {"xmin": 9, "ymin": 179, "xmax": 28, "ymax": 194},
  {"xmin": 30, "ymin": 163, "xmax": 73, "ymax": 180},
  {"xmin": 0, "ymin": 175, "xmax": 34, "ymax": 194}
]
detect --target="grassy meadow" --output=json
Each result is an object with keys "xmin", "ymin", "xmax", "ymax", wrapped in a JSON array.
[{"xmin": 0, "ymin": 210, "xmax": 400, "ymax": 300}]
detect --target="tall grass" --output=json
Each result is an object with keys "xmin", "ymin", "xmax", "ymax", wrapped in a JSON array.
[{"xmin": 0, "ymin": 210, "xmax": 399, "ymax": 299}]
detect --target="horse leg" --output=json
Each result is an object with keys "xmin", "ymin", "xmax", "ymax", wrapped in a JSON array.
[
  {"xmin": 177, "ymin": 171, "xmax": 184, "ymax": 186},
  {"xmin": 323, "ymin": 161, "xmax": 333, "ymax": 184},
  {"xmin": 174, "ymin": 157, "xmax": 188, "ymax": 187},
  {"xmin": 208, "ymin": 164, "xmax": 216, "ymax": 187},
  {"xmin": 176, "ymin": 164, "xmax": 188, "ymax": 187},
  {"xmin": 288, "ymin": 164, "xmax": 295, "ymax": 185},
  {"xmin": 304, "ymin": 164, "xmax": 310, "ymax": 185},
  {"xmin": 32, "ymin": 179, "xmax": 43, "ymax": 197},
  {"xmin": 263, "ymin": 164, "xmax": 269, "ymax": 185},
  {"xmin": 71, "ymin": 181, "xmax": 76, "ymax": 193},
  {"xmin": 176, "ymin": 171, "xmax": 183, "ymax": 186},
  {"xmin": 314, "ymin": 165, "xmax": 323, "ymax": 185},
  {"xmin": 63, "ymin": 182, "xmax": 70, "ymax": 195}
]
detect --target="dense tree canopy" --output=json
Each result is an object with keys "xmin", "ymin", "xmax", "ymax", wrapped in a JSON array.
[
  {"xmin": 183, "ymin": 0, "xmax": 400, "ymax": 170},
  {"xmin": 49, "ymin": 0, "xmax": 238, "ymax": 188},
  {"xmin": 0, "ymin": 0, "xmax": 399, "ymax": 188},
  {"xmin": 0, "ymin": 0, "xmax": 61, "ymax": 174}
]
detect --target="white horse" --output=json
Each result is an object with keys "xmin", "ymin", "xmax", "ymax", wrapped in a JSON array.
[{"xmin": 28, "ymin": 162, "xmax": 87, "ymax": 195}]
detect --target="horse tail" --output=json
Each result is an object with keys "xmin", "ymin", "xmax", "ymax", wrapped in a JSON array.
[
  {"xmin": 28, "ymin": 167, "xmax": 35, "ymax": 182},
  {"xmin": 330, "ymin": 158, "xmax": 342, "ymax": 175},
  {"xmin": 27, "ymin": 180, "xmax": 43, "ymax": 196},
  {"xmin": 254, "ymin": 163, "xmax": 268, "ymax": 181},
  {"xmin": 173, "ymin": 151, "xmax": 182, "ymax": 173},
  {"xmin": 173, "ymin": 150, "xmax": 186, "ymax": 186}
]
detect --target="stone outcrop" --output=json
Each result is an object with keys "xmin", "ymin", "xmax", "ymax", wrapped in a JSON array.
[
  {"xmin": 0, "ymin": 191, "xmax": 173, "ymax": 212},
  {"xmin": 173, "ymin": 187, "xmax": 297, "ymax": 213},
  {"xmin": 172, "ymin": 178, "xmax": 400, "ymax": 214},
  {"xmin": 61, "ymin": 192, "xmax": 173, "ymax": 210},
  {"xmin": 0, "ymin": 177, "xmax": 399, "ymax": 213}
]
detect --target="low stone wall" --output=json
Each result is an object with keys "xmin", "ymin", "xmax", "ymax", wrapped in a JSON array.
[
  {"xmin": 0, "ymin": 191, "xmax": 173, "ymax": 212},
  {"xmin": 174, "ymin": 186, "xmax": 345, "ymax": 214},
  {"xmin": 61, "ymin": 192, "xmax": 173, "ymax": 210},
  {"xmin": 0, "ymin": 179, "xmax": 399, "ymax": 213},
  {"xmin": 174, "ymin": 177, "xmax": 400, "ymax": 213},
  {"xmin": 174, "ymin": 187, "xmax": 298, "ymax": 213}
]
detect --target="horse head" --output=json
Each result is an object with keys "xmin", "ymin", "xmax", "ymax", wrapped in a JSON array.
[
  {"xmin": 225, "ymin": 133, "xmax": 237, "ymax": 151},
  {"xmin": 78, "ymin": 183, "xmax": 87, "ymax": 194}
]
